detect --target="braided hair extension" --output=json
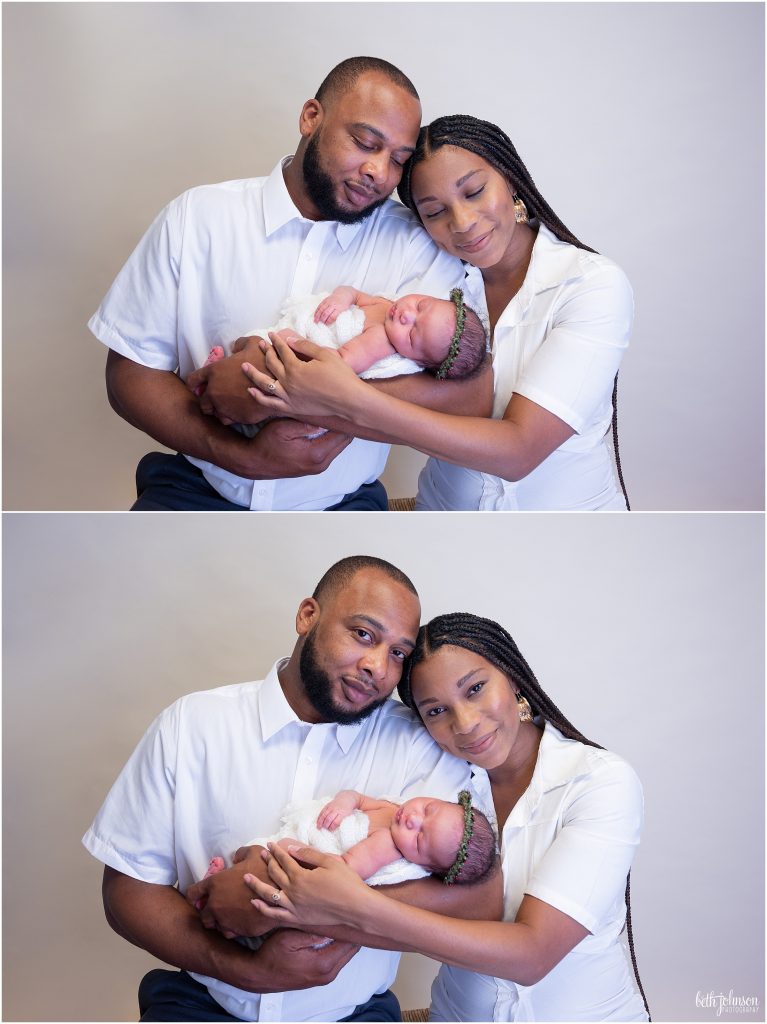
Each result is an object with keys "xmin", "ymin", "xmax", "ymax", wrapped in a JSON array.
[
  {"xmin": 398, "ymin": 611, "xmax": 599, "ymax": 747},
  {"xmin": 397, "ymin": 114, "xmax": 594, "ymax": 253},
  {"xmin": 398, "ymin": 115, "xmax": 630, "ymax": 509},
  {"xmin": 625, "ymin": 874, "xmax": 652, "ymax": 1018},
  {"xmin": 398, "ymin": 612, "xmax": 650, "ymax": 1019},
  {"xmin": 612, "ymin": 375, "xmax": 631, "ymax": 510}
]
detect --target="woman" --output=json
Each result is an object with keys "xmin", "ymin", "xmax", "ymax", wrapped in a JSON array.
[
  {"xmin": 245, "ymin": 613, "xmax": 651, "ymax": 1022},
  {"xmin": 243, "ymin": 115, "xmax": 633, "ymax": 510}
]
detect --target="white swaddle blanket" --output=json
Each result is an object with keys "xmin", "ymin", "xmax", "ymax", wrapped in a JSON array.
[{"xmin": 248, "ymin": 795, "xmax": 430, "ymax": 886}]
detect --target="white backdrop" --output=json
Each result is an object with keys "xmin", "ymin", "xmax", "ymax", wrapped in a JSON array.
[
  {"xmin": 3, "ymin": 2, "xmax": 764, "ymax": 510},
  {"xmin": 3, "ymin": 511, "xmax": 764, "ymax": 1021}
]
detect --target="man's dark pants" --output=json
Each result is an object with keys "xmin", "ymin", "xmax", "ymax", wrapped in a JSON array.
[
  {"xmin": 138, "ymin": 968, "xmax": 402, "ymax": 1021},
  {"xmin": 130, "ymin": 453, "xmax": 388, "ymax": 511}
]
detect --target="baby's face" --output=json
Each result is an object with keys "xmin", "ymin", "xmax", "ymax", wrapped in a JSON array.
[
  {"xmin": 385, "ymin": 295, "xmax": 456, "ymax": 366},
  {"xmin": 390, "ymin": 797, "xmax": 464, "ymax": 871}
]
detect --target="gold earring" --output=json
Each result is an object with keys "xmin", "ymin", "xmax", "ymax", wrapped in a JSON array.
[
  {"xmin": 516, "ymin": 691, "xmax": 533, "ymax": 723},
  {"xmin": 513, "ymin": 194, "xmax": 529, "ymax": 224}
]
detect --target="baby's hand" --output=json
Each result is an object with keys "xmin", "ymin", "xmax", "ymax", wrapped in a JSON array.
[
  {"xmin": 314, "ymin": 288, "xmax": 356, "ymax": 325},
  {"xmin": 317, "ymin": 792, "xmax": 359, "ymax": 831}
]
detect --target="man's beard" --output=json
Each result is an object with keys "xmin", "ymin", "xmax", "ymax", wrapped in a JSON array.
[
  {"xmin": 302, "ymin": 131, "xmax": 389, "ymax": 225},
  {"xmin": 299, "ymin": 628, "xmax": 389, "ymax": 724}
]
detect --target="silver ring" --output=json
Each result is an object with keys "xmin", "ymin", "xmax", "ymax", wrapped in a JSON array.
[
  {"xmin": 271, "ymin": 890, "xmax": 281, "ymax": 903},
  {"xmin": 267, "ymin": 382, "xmax": 276, "ymax": 393}
]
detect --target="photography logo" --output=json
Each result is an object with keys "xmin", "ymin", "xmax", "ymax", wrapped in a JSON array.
[{"xmin": 696, "ymin": 991, "xmax": 760, "ymax": 1016}]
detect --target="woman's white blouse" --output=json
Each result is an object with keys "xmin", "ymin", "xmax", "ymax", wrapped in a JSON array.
[
  {"xmin": 417, "ymin": 226, "xmax": 634, "ymax": 511},
  {"xmin": 430, "ymin": 724, "xmax": 648, "ymax": 1022}
]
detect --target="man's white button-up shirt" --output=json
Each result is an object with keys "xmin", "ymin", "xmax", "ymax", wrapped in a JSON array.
[
  {"xmin": 82, "ymin": 661, "xmax": 470, "ymax": 1021},
  {"xmin": 89, "ymin": 159, "xmax": 463, "ymax": 509}
]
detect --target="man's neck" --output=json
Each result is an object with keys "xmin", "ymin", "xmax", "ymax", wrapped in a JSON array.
[
  {"xmin": 277, "ymin": 655, "xmax": 323, "ymax": 723},
  {"xmin": 282, "ymin": 154, "xmax": 323, "ymax": 221}
]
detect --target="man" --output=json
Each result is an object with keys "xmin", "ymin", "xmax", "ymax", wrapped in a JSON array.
[
  {"xmin": 83, "ymin": 556, "xmax": 500, "ymax": 1021},
  {"xmin": 91, "ymin": 57, "xmax": 492, "ymax": 510}
]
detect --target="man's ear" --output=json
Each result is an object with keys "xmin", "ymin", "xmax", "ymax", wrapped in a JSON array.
[
  {"xmin": 296, "ymin": 597, "xmax": 320, "ymax": 637},
  {"xmin": 298, "ymin": 98, "xmax": 323, "ymax": 140}
]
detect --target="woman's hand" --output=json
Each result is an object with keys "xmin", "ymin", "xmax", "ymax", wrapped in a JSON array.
[
  {"xmin": 244, "ymin": 842, "xmax": 372, "ymax": 931},
  {"xmin": 241, "ymin": 331, "xmax": 365, "ymax": 420}
]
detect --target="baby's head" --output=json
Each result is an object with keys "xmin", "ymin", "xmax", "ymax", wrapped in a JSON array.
[
  {"xmin": 384, "ymin": 289, "xmax": 486, "ymax": 380},
  {"xmin": 391, "ymin": 791, "xmax": 496, "ymax": 884}
]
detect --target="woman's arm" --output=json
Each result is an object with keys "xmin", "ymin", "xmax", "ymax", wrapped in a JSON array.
[
  {"xmin": 244, "ymin": 338, "xmax": 572, "ymax": 481},
  {"xmin": 246, "ymin": 846, "xmax": 586, "ymax": 986},
  {"xmin": 188, "ymin": 842, "xmax": 502, "ymax": 949}
]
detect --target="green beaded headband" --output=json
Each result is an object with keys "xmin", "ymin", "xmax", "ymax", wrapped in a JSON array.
[
  {"xmin": 443, "ymin": 789, "xmax": 474, "ymax": 885},
  {"xmin": 436, "ymin": 288, "xmax": 466, "ymax": 380}
]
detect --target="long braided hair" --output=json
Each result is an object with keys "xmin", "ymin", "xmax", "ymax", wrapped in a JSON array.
[
  {"xmin": 398, "ymin": 115, "xmax": 630, "ymax": 509},
  {"xmin": 398, "ymin": 612, "xmax": 650, "ymax": 1019}
]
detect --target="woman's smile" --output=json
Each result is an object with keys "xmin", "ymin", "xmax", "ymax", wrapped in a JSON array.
[
  {"xmin": 458, "ymin": 730, "xmax": 497, "ymax": 756},
  {"xmin": 457, "ymin": 229, "xmax": 494, "ymax": 255}
]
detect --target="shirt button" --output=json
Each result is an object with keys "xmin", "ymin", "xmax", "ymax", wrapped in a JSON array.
[
  {"xmin": 304, "ymin": 252, "xmax": 313, "ymax": 261},
  {"xmin": 305, "ymin": 755, "xmax": 313, "ymax": 764},
  {"xmin": 258, "ymin": 488, "xmax": 266, "ymax": 496}
]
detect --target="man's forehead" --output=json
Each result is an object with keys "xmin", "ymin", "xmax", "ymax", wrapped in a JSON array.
[
  {"xmin": 331, "ymin": 569, "xmax": 419, "ymax": 620},
  {"xmin": 342, "ymin": 567, "xmax": 417, "ymax": 600},
  {"xmin": 333, "ymin": 74, "xmax": 420, "ymax": 121}
]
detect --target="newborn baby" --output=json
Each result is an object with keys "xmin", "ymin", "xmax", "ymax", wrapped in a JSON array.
[
  {"xmin": 196, "ymin": 789, "xmax": 496, "ymax": 949},
  {"xmin": 197, "ymin": 286, "xmax": 487, "ymax": 437}
]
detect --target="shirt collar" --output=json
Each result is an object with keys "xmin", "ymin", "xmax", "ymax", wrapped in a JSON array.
[
  {"xmin": 256, "ymin": 657, "xmax": 369, "ymax": 753},
  {"xmin": 262, "ymin": 156, "xmax": 366, "ymax": 251},
  {"xmin": 508, "ymin": 722, "xmax": 593, "ymax": 827},
  {"xmin": 534, "ymin": 721, "xmax": 594, "ymax": 792},
  {"xmin": 523, "ymin": 223, "xmax": 585, "ymax": 294}
]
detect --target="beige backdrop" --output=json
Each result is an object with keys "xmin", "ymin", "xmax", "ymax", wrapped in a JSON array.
[
  {"xmin": 3, "ymin": 2, "xmax": 765, "ymax": 511},
  {"xmin": 3, "ymin": 511, "xmax": 765, "ymax": 1021}
]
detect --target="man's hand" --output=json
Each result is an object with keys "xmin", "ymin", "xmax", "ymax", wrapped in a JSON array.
[
  {"xmin": 188, "ymin": 337, "xmax": 270, "ymax": 424},
  {"xmin": 187, "ymin": 847, "xmax": 274, "ymax": 938},
  {"xmin": 232, "ymin": 929, "xmax": 360, "ymax": 994},
  {"xmin": 233, "ymin": 418, "xmax": 352, "ymax": 479}
]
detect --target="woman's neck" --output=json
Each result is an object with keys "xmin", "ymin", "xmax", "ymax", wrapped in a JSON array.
[
  {"xmin": 487, "ymin": 722, "xmax": 543, "ymax": 826},
  {"xmin": 481, "ymin": 222, "xmax": 538, "ymax": 333}
]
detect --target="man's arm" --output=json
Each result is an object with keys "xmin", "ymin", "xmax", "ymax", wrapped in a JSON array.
[
  {"xmin": 102, "ymin": 866, "xmax": 359, "ymax": 992},
  {"xmin": 106, "ymin": 350, "xmax": 352, "ymax": 480}
]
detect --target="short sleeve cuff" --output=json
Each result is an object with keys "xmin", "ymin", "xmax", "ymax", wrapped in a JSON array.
[
  {"xmin": 82, "ymin": 826, "xmax": 178, "ymax": 886},
  {"xmin": 514, "ymin": 382, "xmax": 587, "ymax": 434},
  {"xmin": 88, "ymin": 312, "xmax": 179, "ymax": 372},
  {"xmin": 524, "ymin": 879, "xmax": 601, "ymax": 934}
]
